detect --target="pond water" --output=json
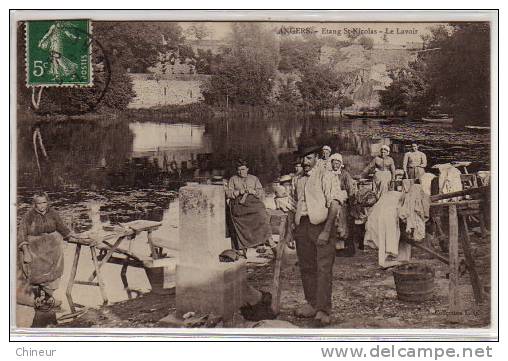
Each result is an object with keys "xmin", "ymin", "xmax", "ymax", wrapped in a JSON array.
[
  {"xmin": 15, "ymin": 115, "xmax": 490, "ymax": 309},
  {"xmin": 17, "ymin": 116, "xmax": 491, "ymax": 193}
]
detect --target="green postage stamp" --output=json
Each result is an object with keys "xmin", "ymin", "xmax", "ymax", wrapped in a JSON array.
[{"xmin": 25, "ymin": 20, "xmax": 92, "ymax": 87}]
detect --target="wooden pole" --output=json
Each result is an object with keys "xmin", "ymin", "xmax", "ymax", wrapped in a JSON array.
[
  {"xmin": 66, "ymin": 244, "xmax": 81, "ymax": 314},
  {"xmin": 408, "ymin": 241, "xmax": 449, "ymax": 265},
  {"xmin": 448, "ymin": 205, "xmax": 461, "ymax": 322},
  {"xmin": 90, "ymin": 246, "xmax": 108, "ymax": 306},
  {"xmin": 271, "ymin": 215, "xmax": 289, "ymax": 315},
  {"xmin": 459, "ymin": 215, "xmax": 484, "ymax": 304}
]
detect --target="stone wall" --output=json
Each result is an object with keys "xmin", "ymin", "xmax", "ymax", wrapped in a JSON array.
[{"xmin": 128, "ymin": 73, "xmax": 210, "ymax": 109}]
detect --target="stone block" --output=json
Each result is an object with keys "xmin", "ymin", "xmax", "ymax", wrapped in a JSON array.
[
  {"xmin": 179, "ymin": 185, "xmax": 230, "ymax": 266},
  {"xmin": 176, "ymin": 260, "xmax": 246, "ymax": 321}
]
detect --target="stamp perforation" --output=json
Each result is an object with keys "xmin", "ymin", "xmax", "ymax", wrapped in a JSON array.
[{"xmin": 24, "ymin": 19, "xmax": 94, "ymax": 88}]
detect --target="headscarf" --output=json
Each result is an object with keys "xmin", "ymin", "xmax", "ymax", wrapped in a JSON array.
[{"xmin": 329, "ymin": 153, "xmax": 343, "ymax": 163}]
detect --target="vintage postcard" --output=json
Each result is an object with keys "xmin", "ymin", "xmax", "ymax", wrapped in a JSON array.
[{"xmin": 10, "ymin": 10, "xmax": 498, "ymax": 339}]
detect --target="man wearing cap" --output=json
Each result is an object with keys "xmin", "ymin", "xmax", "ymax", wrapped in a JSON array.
[
  {"xmin": 293, "ymin": 145, "xmax": 345, "ymax": 325},
  {"xmin": 403, "ymin": 143, "xmax": 427, "ymax": 180}
]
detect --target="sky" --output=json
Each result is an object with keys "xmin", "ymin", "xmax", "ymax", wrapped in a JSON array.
[{"xmin": 179, "ymin": 22, "xmax": 450, "ymax": 45}]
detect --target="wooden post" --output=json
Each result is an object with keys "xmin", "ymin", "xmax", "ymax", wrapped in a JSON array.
[
  {"xmin": 448, "ymin": 205, "xmax": 460, "ymax": 322},
  {"xmin": 90, "ymin": 246, "xmax": 108, "ymax": 305},
  {"xmin": 66, "ymin": 244, "xmax": 81, "ymax": 314},
  {"xmin": 147, "ymin": 230, "xmax": 159, "ymax": 260},
  {"xmin": 460, "ymin": 215, "xmax": 483, "ymax": 304},
  {"xmin": 271, "ymin": 214, "xmax": 288, "ymax": 315}
]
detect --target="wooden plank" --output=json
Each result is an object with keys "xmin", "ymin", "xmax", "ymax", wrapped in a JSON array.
[
  {"xmin": 430, "ymin": 186, "xmax": 489, "ymax": 202},
  {"xmin": 74, "ymin": 281, "xmax": 100, "ymax": 286},
  {"xmin": 122, "ymin": 220, "xmax": 162, "ymax": 232},
  {"xmin": 430, "ymin": 200, "xmax": 482, "ymax": 207},
  {"xmin": 408, "ymin": 241, "xmax": 449, "ymax": 265},
  {"xmin": 448, "ymin": 205, "xmax": 461, "ymax": 322},
  {"xmin": 103, "ymin": 256, "xmax": 144, "ymax": 268},
  {"xmin": 101, "ymin": 240, "xmax": 142, "ymax": 261},
  {"xmin": 459, "ymin": 215, "xmax": 484, "ymax": 304}
]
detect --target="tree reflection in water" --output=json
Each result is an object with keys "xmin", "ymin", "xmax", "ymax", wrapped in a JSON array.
[
  {"xmin": 17, "ymin": 119, "xmax": 135, "ymax": 190},
  {"xmin": 16, "ymin": 116, "xmax": 490, "ymax": 194}
]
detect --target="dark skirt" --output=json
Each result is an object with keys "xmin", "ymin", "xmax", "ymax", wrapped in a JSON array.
[
  {"xmin": 228, "ymin": 195, "xmax": 272, "ymax": 250},
  {"xmin": 26, "ymin": 232, "xmax": 64, "ymax": 285}
]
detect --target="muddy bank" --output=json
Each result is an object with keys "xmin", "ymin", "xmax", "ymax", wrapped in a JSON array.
[{"xmin": 59, "ymin": 231, "xmax": 490, "ymax": 329}]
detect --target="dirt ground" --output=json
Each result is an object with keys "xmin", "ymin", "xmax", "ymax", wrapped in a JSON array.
[{"xmin": 58, "ymin": 228, "xmax": 491, "ymax": 329}]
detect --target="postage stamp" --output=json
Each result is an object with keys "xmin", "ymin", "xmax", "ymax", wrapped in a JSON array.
[{"xmin": 25, "ymin": 20, "xmax": 92, "ymax": 87}]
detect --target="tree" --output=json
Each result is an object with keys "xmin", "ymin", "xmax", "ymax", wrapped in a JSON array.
[
  {"xmin": 278, "ymin": 38, "xmax": 322, "ymax": 73},
  {"xmin": 379, "ymin": 61, "xmax": 435, "ymax": 118},
  {"xmin": 422, "ymin": 23, "xmax": 490, "ymax": 126},
  {"xmin": 297, "ymin": 64, "xmax": 348, "ymax": 113},
  {"xmin": 185, "ymin": 23, "xmax": 212, "ymax": 40},
  {"xmin": 202, "ymin": 23, "xmax": 279, "ymax": 106},
  {"xmin": 337, "ymin": 97, "xmax": 354, "ymax": 116},
  {"xmin": 93, "ymin": 22, "xmax": 185, "ymax": 73},
  {"xmin": 358, "ymin": 36, "xmax": 374, "ymax": 50}
]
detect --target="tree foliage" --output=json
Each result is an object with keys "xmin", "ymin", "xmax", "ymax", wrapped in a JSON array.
[
  {"xmin": 297, "ymin": 64, "xmax": 348, "ymax": 112},
  {"xmin": 380, "ymin": 23, "xmax": 490, "ymax": 125},
  {"xmin": 94, "ymin": 22, "xmax": 185, "ymax": 73},
  {"xmin": 423, "ymin": 23, "xmax": 490, "ymax": 125},
  {"xmin": 379, "ymin": 61, "xmax": 435, "ymax": 118},
  {"xmin": 357, "ymin": 36, "xmax": 374, "ymax": 50},
  {"xmin": 278, "ymin": 38, "xmax": 322, "ymax": 73},
  {"xmin": 184, "ymin": 23, "xmax": 213, "ymax": 40},
  {"xmin": 202, "ymin": 23, "xmax": 279, "ymax": 106}
]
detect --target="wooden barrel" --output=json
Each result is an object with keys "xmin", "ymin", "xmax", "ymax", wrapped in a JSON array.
[{"xmin": 392, "ymin": 264, "xmax": 435, "ymax": 302}]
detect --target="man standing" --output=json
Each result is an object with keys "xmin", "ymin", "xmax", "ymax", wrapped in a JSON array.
[
  {"xmin": 293, "ymin": 145, "xmax": 344, "ymax": 326},
  {"xmin": 403, "ymin": 143, "xmax": 427, "ymax": 180}
]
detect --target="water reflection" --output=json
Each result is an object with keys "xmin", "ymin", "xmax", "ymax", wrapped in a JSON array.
[
  {"xmin": 17, "ymin": 120, "xmax": 134, "ymax": 190},
  {"xmin": 15, "ymin": 116, "xmax": 490, "ymax": 308},
  {"xmin": 17, "ymin": 116, "xmax": 490, "ymax": 194}
]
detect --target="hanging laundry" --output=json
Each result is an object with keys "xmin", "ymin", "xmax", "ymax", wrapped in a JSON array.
[
  {"xmin": 419, "ymin": 172, "xmax": 437, "ymax": 196},
  {"xmin": 398, "ymin": 183, "xmax": 430, "ymax": 242},
  {"xmin": 364, "ymin": 191, "xmax": 403, "ymax": 256},
  {"xmin": 433, "ymin": 163, "xmax": 463, "ymax": 200}
]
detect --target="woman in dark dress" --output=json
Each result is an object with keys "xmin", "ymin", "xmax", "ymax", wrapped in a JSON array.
[{"xmin": 226, "ymin": 160, "xmax": 272, "ymax": 251}]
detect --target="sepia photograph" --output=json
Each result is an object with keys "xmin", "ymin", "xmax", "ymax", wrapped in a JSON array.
[{"xmin": 10, "ymin": 10, "xmax": 497, "ymax": 338}]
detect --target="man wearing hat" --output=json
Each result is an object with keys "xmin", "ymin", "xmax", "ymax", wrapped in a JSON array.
[{"xmin": 293, "ymin": 145, "xmax": 345, "ymax": 325}]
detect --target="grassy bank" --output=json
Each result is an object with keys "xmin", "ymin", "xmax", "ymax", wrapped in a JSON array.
[{"xmin": 16, "ymin": 102, "xmax": 319, "ymax": 125}]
